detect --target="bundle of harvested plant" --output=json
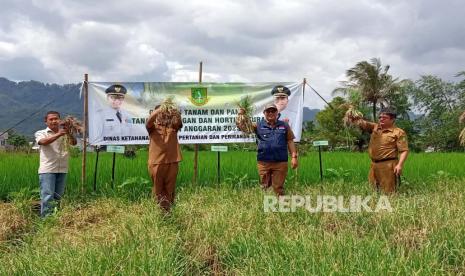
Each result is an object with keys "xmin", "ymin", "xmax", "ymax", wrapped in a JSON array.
[
  {"xmin": 60, "ymin": 116, "xmax": 82, "ymax": 152},
  {"xmin": 236, "ymin": 95, "xmax": 254, "ymax": 134},
  {"xmin": 343, "ymin": 105, "xmax": 364, "ymax": 126},
  {"xmin": 61, "ymin": 116, "xmax": 83, "ymax": 135},
  {"xmin": 459, "ymin": 111, "xmax": 465, "ymax": 146},
  {"xmin": 459, "ymin": 128, "xmax": 465, "ymax": 146},
  {"xmin": 155, "ymin": 97, "xmax": 181, "ymax": 128}
]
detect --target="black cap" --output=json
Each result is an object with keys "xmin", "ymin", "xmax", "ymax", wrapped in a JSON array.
[
  {"xmin": 271, "ymin": 85, "xmax": 291, "ymax": 97},
  {"xmin": 105, "ymin": 84, "xmax": 127, "ymax": 95},
  {"xmin": 380, "ymin": 108, "xmax": 397, "ymax": 119}
]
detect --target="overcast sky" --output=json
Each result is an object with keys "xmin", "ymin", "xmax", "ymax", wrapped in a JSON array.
[{"xmin": 1, "ymin": 0, "xmax": 464, "ymax": 108}]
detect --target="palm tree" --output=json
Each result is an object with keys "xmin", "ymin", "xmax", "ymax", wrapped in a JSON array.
[{"xmin": 333, "ymin": 58, "xmax": 403, "ymax": 121}]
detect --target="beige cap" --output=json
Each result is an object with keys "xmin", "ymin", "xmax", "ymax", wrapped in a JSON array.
[{"xmin": 263, "ymin": 103, "xmax": 278, "ymax": 111}]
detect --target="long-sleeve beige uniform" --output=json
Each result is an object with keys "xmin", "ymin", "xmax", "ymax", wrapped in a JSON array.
[{"xmin": 357, "ymin": 120, "xmax": 409, "ymax": 193}]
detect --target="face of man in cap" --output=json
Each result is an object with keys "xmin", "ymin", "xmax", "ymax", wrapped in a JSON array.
[
  {"xmin": 105, "ymin": 84, "xmax": 127, "ymax": 110},
  {"xmin": 263, "ymin": 105, "xmax": 278, "ymax": 123},
  {"xmin": 107, "ymin": 94, "xmax": 125, "ymax": 110},
  {"xmin": 271, "ymin": 85, "xmax": 290, "ymax": 112},
  {"xmin": 274, "ymin": 95, "xmax": 288, "ymax": 112}
]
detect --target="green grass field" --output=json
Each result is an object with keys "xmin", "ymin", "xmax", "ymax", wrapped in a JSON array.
[
  {"xmin": 1, "ymin": 150, "xmax": 464, "ymax": 274},
  {"xmin": 2, "ymin": 151, "xmax": 465, "ymax": 197}
]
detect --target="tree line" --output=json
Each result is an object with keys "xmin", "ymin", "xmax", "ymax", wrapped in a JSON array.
[
  {"xmin": 303, "ymin": 58, "xmax": 465, "ymax": 152},
  {"xmin": 2, "ymin": 59, "xmax": 465, "ymax": 152}
]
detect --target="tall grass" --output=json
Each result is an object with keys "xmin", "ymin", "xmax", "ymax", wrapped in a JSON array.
[
  {"xmin": 1, "ymin": 180, "xmax": 464, "ymax": 274},
  {"xmin": 1, "ymin": 151, "xmax": 464, "ymax": 274}
]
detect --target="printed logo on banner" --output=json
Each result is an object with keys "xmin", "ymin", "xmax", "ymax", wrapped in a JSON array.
[{"xmin": 190, "ymin": 87, "xmax": 209, "ymax": 106}]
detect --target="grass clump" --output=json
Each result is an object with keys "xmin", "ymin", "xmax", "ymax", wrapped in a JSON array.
[{"xmin": 0, "ymin": 203, "xmax": 29, "ymax": 245}]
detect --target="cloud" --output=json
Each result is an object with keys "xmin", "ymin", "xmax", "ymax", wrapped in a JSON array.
[
  {"xmin": 0, "ymin": 57, "xmax": 52, "ymax": 81},
  {"xmin": 0, "ymin": 0, "xmax": 464, "ymax": 108}
]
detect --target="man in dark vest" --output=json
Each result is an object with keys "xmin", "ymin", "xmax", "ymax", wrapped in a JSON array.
[{"xmin": 237, "ymin": 103, "xmax": 298, "ymax": 195}]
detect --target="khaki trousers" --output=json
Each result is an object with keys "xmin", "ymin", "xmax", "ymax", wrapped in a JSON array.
[
  {"xmin": 257, "ymin": 161, "xmax": 288, "ymax": 196},
  {"xmin": 148, "ymin": 162, "xmax": 179, "ymax": 211},
  {"xmin": 369, "ymin": 160, "xmax": 398, "ymax": 194}
]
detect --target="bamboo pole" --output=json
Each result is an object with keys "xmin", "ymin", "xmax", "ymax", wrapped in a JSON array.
[
  {"xmin": 193, "ymin": 62, "xmax": 202, "ymax": 184},
  {"xmin": 303, "ymin": 78, "xmax": 306, "ymax": 101},
  {"xmin": 81, "ymin": 73, "xmax": 88, "ymax": 193},
  {"xmin": 294, "ymin": 78, "xmax": 306, "ymax": 184}
]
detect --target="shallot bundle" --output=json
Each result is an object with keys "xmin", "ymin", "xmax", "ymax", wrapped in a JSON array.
[
  {"xmin": 156, "ymin": 97, "xmax": 181, "ymax": 128},
  {"xmin": 459, "ymin": 129, "xmax": 465, "ymax": 146},
  {"xmin": 60, "ymin": 116, "xmax": 82, "ymax": 152},
  {"xmin": 343, "ymin": 105, "xmax": 364, "ymax": 126},
  {"xmin": 460, "ymin": 111, "xmax": 465, "ymax": 146},
  {"xmin": 61, "ymin": 116, "xmax": 83, "ymax": 135},
  {"xmin": 235, "ymin": 95, "xmax": 254, "ymax": 134}
]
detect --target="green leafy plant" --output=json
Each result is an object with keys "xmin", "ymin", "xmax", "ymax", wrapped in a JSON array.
[
  {"xmin": 224, "ymin": 173, "xmax": 257, "ymax": 189},
  {"xmin": 429, "ymin": 170, "xmax": 454, "ymax": 182},
  {"xmin": 117, "ymin": 177, "xmax": 151, "ymax": 201},
  {"xmin": 325, "ymin": 167, "xmax": 353, "ymax": 182}
]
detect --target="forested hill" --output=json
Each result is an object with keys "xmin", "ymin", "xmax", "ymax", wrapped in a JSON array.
[{"xmin": 0, "ymin": 78, "xmax": 82, "ymax": 137}]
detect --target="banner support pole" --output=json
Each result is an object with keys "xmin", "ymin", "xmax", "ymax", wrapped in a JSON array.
[
  {"xmin": 193, "ymin": 61, "xmax": 202, "ymax": 184},
  {"xmin": 302, "ymin": 77, "xmax": 306, "ymax": 102},
  {"xmin": 318, "ymin": 145, "xmax": 323, "ymax": 181},
  {"xmin": 93, "ymin": 146, "xmax": 99, "ymax": 192},
  {"xmin": 294, "ymin": 78, "xmax": 306, "ymax": 184},
  {"xmin": 217, "ymin": 151, "xmax": 220, "ymax": 185},
  {"xmin": 81, "ymin": 73, "xmax": 88, "ymax": 193},
  {"xmin": 111, "ymin": 152, "xmax": 116, "ymax": 189}
]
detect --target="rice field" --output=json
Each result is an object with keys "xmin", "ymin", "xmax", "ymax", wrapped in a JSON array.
[
  {"xmin": 1, "ymin": 150, "xmax": 465, "ymax": 198},
  {"xmin": 0, "ymin": 150, "xmax": 464, "ymax": 274}
]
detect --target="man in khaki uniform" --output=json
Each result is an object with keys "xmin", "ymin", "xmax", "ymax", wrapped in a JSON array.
[
  {"xmin": 237, "ymin": 103, "xmax": 298, "ymax": 196},
  {"xmin": 146, "ymin": 106, "xmax": 182, "ymax": 211},
  {"xmin": 350, "ymin": 108, "xmax": 409, "ymax": 193}
]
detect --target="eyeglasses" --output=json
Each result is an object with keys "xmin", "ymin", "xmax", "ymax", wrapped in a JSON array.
[{"xmin": 265, "ymin": 109, "xmax": 277, "ymax": 113}]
